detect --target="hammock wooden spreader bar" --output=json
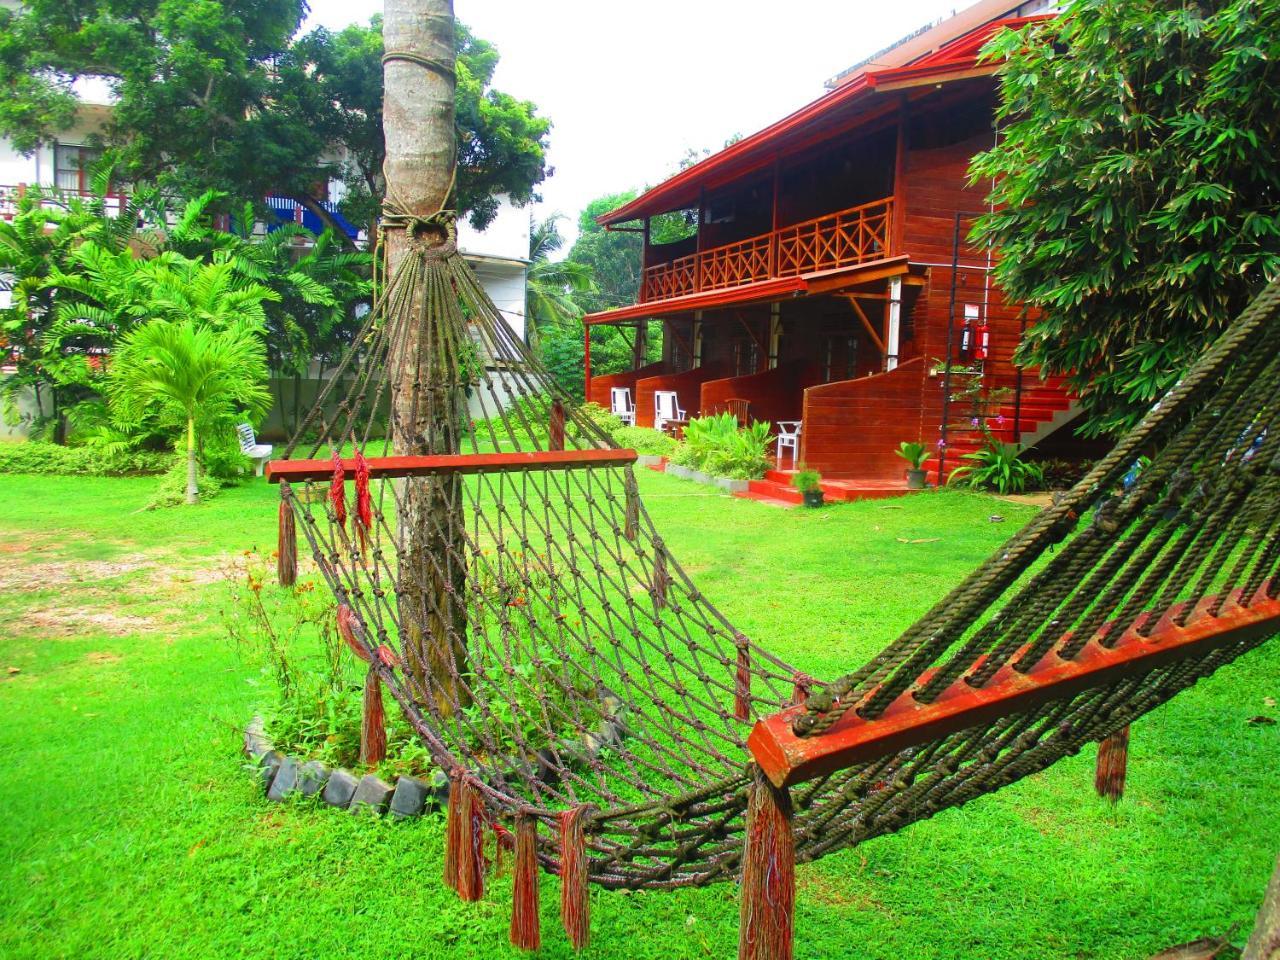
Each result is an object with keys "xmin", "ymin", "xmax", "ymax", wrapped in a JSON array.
[
  {"xmin": 749, "ymin": 585, "xmax": 1280, "ymax": 788},
  {"xmin": 265, "ymin": 448, "xmax": 638, "ymax": 483}
]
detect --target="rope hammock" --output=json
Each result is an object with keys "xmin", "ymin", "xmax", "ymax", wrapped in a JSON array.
[{"xmin": 268, "ymin": 210, "xmax": 1280, "ymax": 957}]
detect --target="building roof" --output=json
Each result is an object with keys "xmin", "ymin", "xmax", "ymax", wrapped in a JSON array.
[{"xmin": 595, "ymin": 2, "xmax": 1054, "ymax": 228}]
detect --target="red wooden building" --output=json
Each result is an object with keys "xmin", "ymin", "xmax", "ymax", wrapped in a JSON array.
[{"xmin": 584, "ymin": 0, "xmax": 1078, "ymax": 500}]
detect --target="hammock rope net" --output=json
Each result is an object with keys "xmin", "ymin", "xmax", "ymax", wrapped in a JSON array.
[{"xmin": 272, "ymin": 212, "xmax": 1280, "ymax": 901}]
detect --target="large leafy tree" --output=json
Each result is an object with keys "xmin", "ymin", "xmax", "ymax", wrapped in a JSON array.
[
  {"xmin": 0, "ymin": 1, "xmax": 549, "ymax": 232},
  {"xmin": 107, "ymin": 318, "xmax": 271, "ymax": 503},
  {"xmin": 292, "ymin": 17, "xmax": 550, "ymax": 233},
  {"xmin": 972, "ymin": 0, "xmax": 1280, "ymax": 437}
]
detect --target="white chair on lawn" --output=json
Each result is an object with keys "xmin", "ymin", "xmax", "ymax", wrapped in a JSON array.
[
  {"xmin": 776, "ymin": 420, "xmax": 801, "ymax": 469},
  {"xmin": 610, "ymin": 387, "xmax": 635, "ymax": 426},
  {"xmin": 236, "ymin": 423, "xmax": 274, "ymax": 476},
  {"xmin": 654, "ymin": 391, "xmax": 686, "ymax": 435}
]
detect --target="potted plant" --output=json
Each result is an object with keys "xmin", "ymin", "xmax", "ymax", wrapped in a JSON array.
[
  {"xmin": 896, "ymin": 441, "xmax": 931, "ymax": 490},
  {"xmin": 792, "ymin": 468, "xmax": 824, "ymax": 508}
]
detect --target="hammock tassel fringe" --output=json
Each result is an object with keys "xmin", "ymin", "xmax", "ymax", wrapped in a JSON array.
[
  {"xmin": 739, "ymin": 767, "xmax": 795, "ymax": 960},
  {"xmin": 444, "ymin": 775, "xmax": 485, "ymax": 901},
  {"xmin": 276, "ymin": 497, "xmax": 297, "ymax": 587},
  {"xmin": 360, "ymin": 668, "xmax": 386, "ymax": 766},
  {"xmin": 1095, "ymin": 725, "xmax": 1130, "ymax": 803},
  {"xmin": 510, "ymin": 815, "xmax": 541, "ymax": 951},
  {"xmin": 560, "ymin": 806, "xmax": 591, "ymax": 950}
]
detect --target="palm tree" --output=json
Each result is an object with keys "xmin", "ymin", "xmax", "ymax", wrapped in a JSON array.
[
  {"xmin": 525, "ymin": 214, "xmax": 594, "ymax": 347},
  {"xmin": 107, "ymin": 319, "xmax": 271, "ymax": 503}
]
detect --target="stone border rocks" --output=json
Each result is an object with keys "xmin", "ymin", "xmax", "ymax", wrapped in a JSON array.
[
  {"xmin": 242, "ymin": 694, "xmax": 630, "ymax": 820},
  {"xmin": 660, "ymin": 461, "xmax": 750, "ymax": 493}
]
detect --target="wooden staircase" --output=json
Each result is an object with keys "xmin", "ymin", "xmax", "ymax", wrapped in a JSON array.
[{"xmin": 929, "ymin": 376, "xmax": 1077, "ymax": 485}]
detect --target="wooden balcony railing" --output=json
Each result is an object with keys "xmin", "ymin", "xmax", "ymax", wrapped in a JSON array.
[{"xmin": 639, "ymin": 196, "xmax": 893, "ymax": 303}]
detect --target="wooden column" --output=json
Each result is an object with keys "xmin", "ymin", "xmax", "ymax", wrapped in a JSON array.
[
  {"xmin": 769, "ymin": 154, "xmax": 781, "ymax": 277},
  {"xmin": 883, "ymin": 276, "xmax": 903, "ymax": 372},
  {"xmin": 584, "ymin": 324, "xmax": 592, "ymax": 398},
  {"xmin": 695, "ymin": 186, "xmax": 707, "ymax": 292},
  {"xmin": 768, "ymin": 303, "xmax": 781, "ymax": 370},
  {"xmin": 892, "ymin": 97, "xmax": 909, "ymax": 256},
  {"xmin": 641, "ymin": 217, "xmax": 651, "ymax": 302}
]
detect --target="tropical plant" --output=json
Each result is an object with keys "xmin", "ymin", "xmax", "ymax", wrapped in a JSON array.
[
  {"xmin": 972, "ymin": 0, "xmax": 1280, "ymax": 437},
  {"xmin": 792, "ymin": 469, "xmax": 822, "ymax": 494},
  {"xmin": 673, "ymin": 413, "xmax": 773, "ymax": 480},
  {"xmin": 895, "ymin": 441, "xmax": 930, "ymax": 470},
  {"xmin": 947, "ymin": 439, "xmax": 1045, "ymax": 494},
  {"xmin": 106, "ymin": 319, "xmax": 272, "ymax": 504},
  {"xmin": 525, "ymin": 215, "xmax": 594, "ymax": 346}
]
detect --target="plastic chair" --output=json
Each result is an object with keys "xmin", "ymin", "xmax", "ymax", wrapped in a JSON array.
[
  {"xmin": 236, "ymin": 423, "xmax": 274, "ymax": 476},
  {"xmin": 776, "ymin": 420, "xmax": 801, "ymax": 469},
  {"xmin": 610, "ymin": 387, "xmax": 635, "ymax": 426},
  {"xmin": 654, "ymin": 391, "xmax": 686, "ymax": 434}
]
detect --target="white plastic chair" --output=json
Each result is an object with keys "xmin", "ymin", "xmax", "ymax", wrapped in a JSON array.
[
  {"xmin": 610, "ymin": 387, "xmax": 635, "ymax": 426},
  {"xmin": 236, "ymin": 423, "xmax": 274, "ymax": 476},
  {"xmin": 654, "ymin": 391, "xmax": 686, "ymax": 434},
  {"xmin": 776, "ymin": 420, "xmax": 801, "ymax": 469}
]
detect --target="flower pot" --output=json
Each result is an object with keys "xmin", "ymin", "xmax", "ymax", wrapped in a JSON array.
[
  {"xmin": 801, "ymin": 488, "xmax": 824, "ymax": 508},
  {"xmin": 906, "ymin": 468, "xmax": 927, "ymax": 490}
]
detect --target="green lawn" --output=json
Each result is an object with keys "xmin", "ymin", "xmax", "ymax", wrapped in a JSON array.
[{"xmin": 1, "ymin": 470, "xmax": 1277, "ymax": 959}]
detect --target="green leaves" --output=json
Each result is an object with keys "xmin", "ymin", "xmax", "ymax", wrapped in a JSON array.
[{"xmin": 972, "ymin": 0, "xmax": 1280, "ymax": 437}]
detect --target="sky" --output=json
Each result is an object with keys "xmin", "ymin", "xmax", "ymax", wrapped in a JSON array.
[{"xmin": 302, "ymin": 0, "xmax": 969, "ymax": 245}]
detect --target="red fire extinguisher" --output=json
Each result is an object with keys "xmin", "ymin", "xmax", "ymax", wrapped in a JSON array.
[{"xmin": 973, "ymin": 318, "xmax": 990, "ymax": 360}]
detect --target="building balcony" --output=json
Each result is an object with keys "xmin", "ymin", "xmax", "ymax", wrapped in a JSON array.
[{"xmin": 639, "ymin": 196, "xmax": 894, "ymax": 305}]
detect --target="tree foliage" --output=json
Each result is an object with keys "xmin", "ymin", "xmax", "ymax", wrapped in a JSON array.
[
  {"xmin": 525, "ymin": 215, "xmax": 593, "ymax": 345},
  {"xmin": 107, "ymin": 318, "xmax": 271, "ymax": 502},
  {"xmin": 972, "ymin": 0, "xmax": 1280, "ymax": 436},
  {"xmin": 0, "ymin": 2, "xmax": 550, "ymax": 231}
]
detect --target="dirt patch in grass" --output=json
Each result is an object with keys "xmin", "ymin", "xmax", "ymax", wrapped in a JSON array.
[
  {"xmin": 85, "ymin": 651, "xmax": 123, "ymax": 665},
  {"xmin": 20, "ymin": 606, "xmax": 156, "ymax": 638},
  {"xmin": 0, "ymin": 551, "xmax": 157, "ymax": 593}
]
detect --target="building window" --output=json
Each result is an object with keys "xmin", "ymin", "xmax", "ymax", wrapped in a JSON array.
[{"xmin": 54, "ymin": 144, "xmax": 101, "ymax": 193}]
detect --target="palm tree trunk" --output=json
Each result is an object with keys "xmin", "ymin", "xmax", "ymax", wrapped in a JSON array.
[
  {"xmin": 383, "ymin": 0, "xmax": 470, "ymax": 711},
  {"xmin": 185, "ymin": 416, "xmax": 198, "ymax": 505}
]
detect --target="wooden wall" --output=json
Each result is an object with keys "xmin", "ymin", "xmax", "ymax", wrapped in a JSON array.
[
  {"xmin": 587, "ymin": 360, "xmax": 668, "ymax": 411},
  {"xmin": 699, "ymin": 359, "xmax": 823, "ymax": 428},
  {"xmin": 633, "ymin": 364, "xmax": 730, "ymax": 428},
  {"xmin": 801, "ymin": 358, "xmax": 931, "ymax": 480}
]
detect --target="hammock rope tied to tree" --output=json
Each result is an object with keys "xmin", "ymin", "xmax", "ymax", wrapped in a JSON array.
[{"xmin": 268, "ymin": 209, "xmax": 1280, "ymax": 956}]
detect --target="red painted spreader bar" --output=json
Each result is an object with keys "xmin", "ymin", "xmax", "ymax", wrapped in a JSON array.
[
  {"xmin": 265, "ymin": 448, "xmax": 638, "ymax": 484},
  {"xmin": 748, "ymin": 586, "xmax": 1280, "ymax": 789}
]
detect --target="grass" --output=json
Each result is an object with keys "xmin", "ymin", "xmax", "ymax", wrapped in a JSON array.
[{"xmin": 1, "ymin": 469, "xmax": 1278, "ymax": 958}]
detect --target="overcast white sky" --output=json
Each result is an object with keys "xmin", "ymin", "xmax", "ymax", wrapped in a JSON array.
[{"xmin": 302, "ymin": 0, "xmax": 967, "ymax": 243}]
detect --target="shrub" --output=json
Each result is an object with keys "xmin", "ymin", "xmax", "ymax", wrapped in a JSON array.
[
  {"xmin": 611, "ymin": 426, "xmax": 677, "ymax": 457},
  {"xmin": 792, "ymin": 469, "xmax": 822, "ymax": 493},
  {"xmin": 948, "ymin": 440, "xmax": 1046, "ymax": 494},
  {"xmin": 671, "ymin": 413, "xmax": 773, "ymax": 480},
  {"xmin": 568, "ymin": 401, "xmax": 624, "ymax": 441},
  {"xmin": 0, "ymin": 440, "xmax": 173, "ymax": 476},
  {"xmin": 895, "ymin": 441, "xmax": 930, "ymax": 470},
  {"xmin": 147, "ymin": 460, "xmax": 224, "ymax": 509}
]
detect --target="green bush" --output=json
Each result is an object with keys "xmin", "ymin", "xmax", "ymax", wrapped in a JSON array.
[
  {"xmin": 671, "ymin": 413, "xmax": 773, "ymax": 480},
  {"xmin": 948, "ymin": 439, "xmax": 1046, "ymax": 494},
  {"xmin": 568, "ymin": 401, "xmax": 624, "ymax": 441},
  {"xmin": 0, "ymin": 440, "xmax": 173, "ymax": 476},
  {"xmin": 147, "ymin": 459, "xmax": 224, "ymax": 509},
  {"xmin": 611, "ymin": 426, "xmax": 677, "ymax": 456}
]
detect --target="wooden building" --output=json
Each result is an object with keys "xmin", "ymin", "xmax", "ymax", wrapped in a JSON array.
[{"xmin": 584, "ymin": 0, "xmax": 1078, "ymax": 499}]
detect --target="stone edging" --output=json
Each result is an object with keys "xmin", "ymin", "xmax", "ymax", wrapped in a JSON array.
[
  {"xmin": 243, "ymin": 695, "xmax": 630, "ymax": 818},
  {"xmin": 649, "ymin": 457, "xmax": 751, "ymax": 493},
  {"xmin": 243, "ymin": 716, "xmax": 447, "ymax": 818}
]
